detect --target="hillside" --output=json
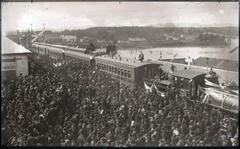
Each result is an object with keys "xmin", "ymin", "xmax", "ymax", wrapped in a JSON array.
[
  {"xmin": 60, "ymin": 26, "xmax": 238, "ymax": 48},
  {"xmin": 8, "ymin": 26, "xmax": 239, "ymax": 49},
  {"xmin": 61, "ymin": 26, "xmax": 238, "ymax": 40}
]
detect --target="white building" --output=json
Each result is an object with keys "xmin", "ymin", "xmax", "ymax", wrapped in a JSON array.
[
  {"xmin": 128, "ymin": 37, "xmax": 146, "ymax": 41},
  {"xmin": 1, "ymin": 37, "xmax": 31, "ymax": 81},
  {"xmin": 60, "ymin": 35, "xmax": 77, "ymax": 42}
]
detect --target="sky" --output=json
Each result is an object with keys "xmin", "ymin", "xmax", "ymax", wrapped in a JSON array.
[{"xmin": 1, "ymin": 2, "xmax": 239, "ymax": 33}]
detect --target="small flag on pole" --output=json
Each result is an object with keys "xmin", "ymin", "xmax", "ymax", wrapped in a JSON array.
[
  {"xmin": 202, "ymin": 94, "xmax": 208, "ymax": 103},
  {"xmin": 144, "ymin": 82, "xmax": 153, "ymax": 93}
]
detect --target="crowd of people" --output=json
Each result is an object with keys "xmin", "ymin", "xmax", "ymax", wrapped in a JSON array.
[{"xmin": 1, "ymin": 53, "xmax": 238, "ymax": 146}]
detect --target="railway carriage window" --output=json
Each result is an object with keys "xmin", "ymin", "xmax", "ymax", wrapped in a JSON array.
[
  {"xmin": 124, "ymin": 70, "xmax": 127, "ymax": 77},
  {"xmin": 128, "ymin": 71, "xmax": 131, "ymax": 78},
  {"xmin": 98, "ymin": 63, "xmax": 101, "ymax": 69},
  {"xmin": 104, "ymin": 65, "xmax": 106, "ymax": 70},
  {"xmin": 109, "ymin": 66, "xmax": 112, "ymax": 72},
  {"xmin": 191, "ymin": 80, "xmax": 195, "ymax": 96},
  {"xmin": 118, "ymin": 68, "xmax": 120, "ymax": 75},
  {"xmin": 115, "ymin": 67, "xmax": 117, "ymax": 74},
  {"xmin": 182, "ymin": 79, "xmax": 190, "ymax": 90},
  {"xmin": 97, "ymin": 63, "xmax": 99, "ymax": 69},
  {"xmin": 121, "ymin": 69, "xmax": 124, "ymax": 76}
]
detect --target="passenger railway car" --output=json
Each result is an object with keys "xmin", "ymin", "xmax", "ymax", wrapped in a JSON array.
[
  {"xmin": 32, "ymin": 43, "xmax": 162, "ymax": 86},
  {"xmin": 34, "ymin": 42, "xmax": 106, "ymax": 56},
  {"xmin": 95, "ymin": 56, "xmax": 161, "ymax": 87},
  {"xmin": 32, "ymin": 43, "xmax": 94, "ymax": 65},
  {"xmin": 171, "ymin": 70, "xmax": 206, "ymax": 100}
]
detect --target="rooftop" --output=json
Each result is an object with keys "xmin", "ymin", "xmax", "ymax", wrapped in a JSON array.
[
  {"xmin": 172, "ymin": 70, "xmax": 206, "ymax": 79},
  {"xmin": 95, "ymin": 55, "xmax": 154, "ymax": 68},
  {"xmin": 1, "ymin": 37, "xmax": 31, "ymax": 55}
]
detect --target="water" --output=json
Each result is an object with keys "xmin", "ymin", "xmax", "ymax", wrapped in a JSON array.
[{"xmin": 117, "ymin": 39, "xmax": 239, "ymax": 62}]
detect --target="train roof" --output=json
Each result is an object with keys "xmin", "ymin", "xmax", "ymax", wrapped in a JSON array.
[
  {"xmin": 172, "ymin": 70, "xmax": 206, "ymax": 79},
  {"xmin": 32, "ymin": 43, "xmax": 92, "ymax": 60},
  {"xmin": 35, "ymin": 42, "xmax": 105, "ymax": 54},
  {"xmin": 35, "ymin": 42, "xmax": 86, "ymax": 52},
  {"xmin": 95, "ymin": 55, "xmax": 157, "ymax": 68}
]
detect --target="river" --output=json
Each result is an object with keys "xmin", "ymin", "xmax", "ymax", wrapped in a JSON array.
[{"xmin": 118, "ymin": 39, "xmax": 239, "ymax": 61}]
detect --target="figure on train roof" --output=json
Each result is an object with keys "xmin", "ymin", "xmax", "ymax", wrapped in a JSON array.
[{"xmin": 139, "ymin": 51, "xmax": 144, "ymax": 62}]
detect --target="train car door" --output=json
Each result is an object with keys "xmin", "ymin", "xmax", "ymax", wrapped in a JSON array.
[{"xmin": 90, "ymin": 58, "xmax": 95, "ymax": 69}]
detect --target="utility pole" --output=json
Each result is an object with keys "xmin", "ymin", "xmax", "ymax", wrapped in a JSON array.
[
  {"xmin": 43, "ymin": 24, "xmax": 46, "ymax": 43},
  {"xmin": 226, "ymin": 60, "xmax": 229, "ymax": 84},
  {"xmin": 206, "ymin": 57, "xmax": 209, "ymax": 72}
]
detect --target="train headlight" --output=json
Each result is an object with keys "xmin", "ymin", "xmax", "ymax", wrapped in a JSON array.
[{"xmin": 90, "ymin": 56, "xmax": 93, "ymax": 60}]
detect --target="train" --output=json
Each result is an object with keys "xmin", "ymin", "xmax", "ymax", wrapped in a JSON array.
[
  {"xmin": 31, "ymin": 42, "xmax": 239, "ymax": 115},
  {"xmin": 34, "ymin": 42, "xmax": 106, "ymax": 56}
]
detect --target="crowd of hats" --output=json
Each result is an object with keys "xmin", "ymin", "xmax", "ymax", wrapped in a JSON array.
[{"xmin": 1, "ymin": 54, "xmax": 238, "ymax": 146}]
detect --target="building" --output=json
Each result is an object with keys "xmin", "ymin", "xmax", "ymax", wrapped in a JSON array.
[
  {"xmin": 60, "ymin": 35, "xmax": 77, "ymax": 42},
  {"xmin": 44, "ymin": 34, "xmax": 62, "ymax": 43},
  {"xmin": 128, "ymin": 37, "xmax": 146, "ymax": 41},
  {"xmin": 1, "ymin": 37, "xmax": 31, "ymax": 81}
]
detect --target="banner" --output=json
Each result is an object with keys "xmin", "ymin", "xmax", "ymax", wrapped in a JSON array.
[
  {"xmin": 153, "ymin": 83, "xmax": 159, "ymax": 92},
  {"xmin": 202, "ymin": 94, "xmax": 209, "ymax": 103},
  {"xmin": 144, "ymin": 81, "xmax": 153, "ymax": 93}
]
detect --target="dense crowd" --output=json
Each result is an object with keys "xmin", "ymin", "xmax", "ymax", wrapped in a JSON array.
[{"xmin": 1, "ymin": 54, "xmax": 238, "ymax": 146}]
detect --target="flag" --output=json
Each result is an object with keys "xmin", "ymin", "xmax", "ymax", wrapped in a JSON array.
[
  {"xmin": 202, "ymin": 94, "xmax": 209, "ymax": 103},
  {"xmin": 56, "ymin": 84, "xmax": 63, "ymax": 92},
  {"xmin": 144, "ymin": 82, "xmax": 153, "ymax": 93},
  {"xmin": 144, "ymin": 81, "xmax": 150, "ymax": 89},
  {"xmin": 153, "ymin": 83, "xmax": 159, "ymax": 92}
]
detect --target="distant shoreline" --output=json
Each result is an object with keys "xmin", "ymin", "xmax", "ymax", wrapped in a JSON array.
[{"xmin": 118, "ymin": 45, "xmax": 229, "ymax": 51}]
